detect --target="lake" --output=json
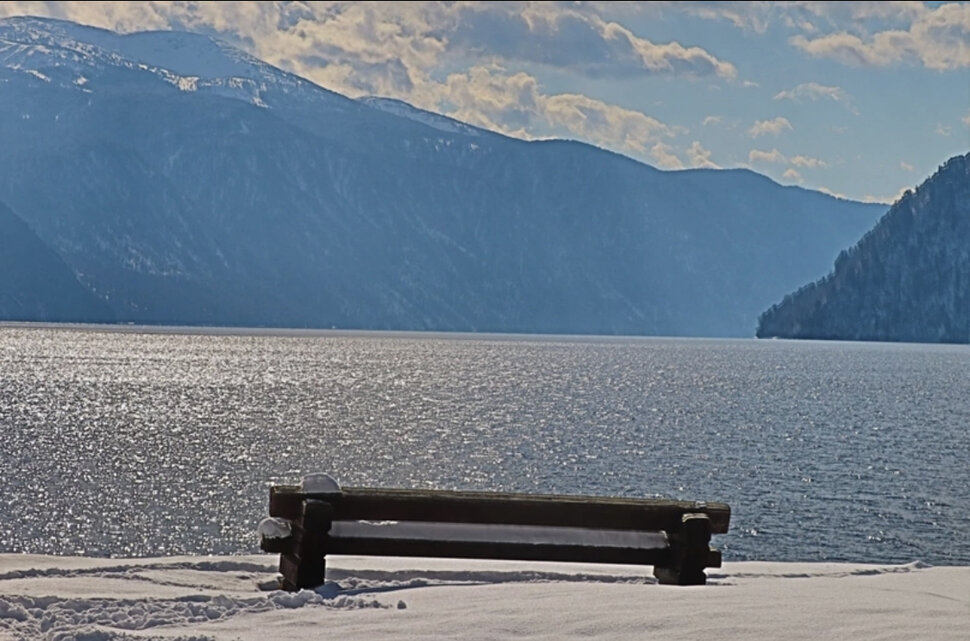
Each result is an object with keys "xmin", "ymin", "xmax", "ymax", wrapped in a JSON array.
[{"xmin": 0, "ymin": 325, "xmax": 966, "ymax": 564}]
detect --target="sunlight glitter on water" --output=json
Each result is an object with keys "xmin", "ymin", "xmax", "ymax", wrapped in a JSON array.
[{"xmin": 0, "ymin": 326, "xmax": 967, "ymax": 564}]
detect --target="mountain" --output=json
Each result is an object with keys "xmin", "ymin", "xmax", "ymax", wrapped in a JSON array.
[
  {"xmin": 0, "ymin": 200, "xmax": 114, "ymax": 322},
  {"xmin": 0, "ymin": 16, "xmax": 885, "ymax": 336},
  {"xmin": 757, "ymin": 153, "xmax": 970, "ymax": 343}
]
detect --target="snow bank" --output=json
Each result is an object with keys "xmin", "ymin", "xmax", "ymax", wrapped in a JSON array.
[{"xmin": 0, "ymin": 554, "xmax": 966, "ymax": 640}]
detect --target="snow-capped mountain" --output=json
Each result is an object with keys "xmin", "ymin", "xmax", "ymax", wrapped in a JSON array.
[
  {"xmin": 0, "ymin": 16, "xmax": 885, "ymax": 336},
  {"xmin": 0, "ymin": 16, "xmax": 356, "ymax": 110}
]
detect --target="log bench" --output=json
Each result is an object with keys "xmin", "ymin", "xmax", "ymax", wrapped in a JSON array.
[{"xmin": 258, "ymin": 474, "xmax": 730, "ymax": 589}]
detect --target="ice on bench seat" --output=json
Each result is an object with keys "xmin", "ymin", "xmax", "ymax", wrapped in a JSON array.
[{"xmin": 329, "ymin": 520, "xmax": 668, "ymax": 549}]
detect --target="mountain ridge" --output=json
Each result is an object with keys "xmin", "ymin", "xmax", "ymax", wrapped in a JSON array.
[
  {"xmin": 0, "ymin": 200, "xmax": 114, "ymax": 322},
  {"xmin": 757, "ymin": 153, "xmax": 970, "ymax": 343},
  {"xmin": 0, "ymin": 16, "xmax": 886, "ymax": 336}
]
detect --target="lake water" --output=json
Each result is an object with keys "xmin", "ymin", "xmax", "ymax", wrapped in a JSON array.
[{"xmin": 0, "ymin": 325, "xmax": 967, "ymax": 565}]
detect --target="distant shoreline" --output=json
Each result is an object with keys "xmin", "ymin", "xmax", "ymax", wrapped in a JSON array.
[{"xmin": 0, "ymin": 320, "xmax": 755, "ymax": 343}]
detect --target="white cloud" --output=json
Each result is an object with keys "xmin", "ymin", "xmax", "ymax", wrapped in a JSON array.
[
  {"xmin": 748, "ymin": 148, "xmax": 787, "ymax": 164},
  {"xmin": 789, "ymin": 2, "xmax": 970, "ymax": 70},
  {"xmin": 963, "ymin": 111, "xmax": 970, "ymax": 127},
  {"xmin": 773, "ymin": 82, "xmax": 857, "ymax": 113},
  {"xmin": 748, "ymin": 117, "xmax": 793, "ymax": 138},
  {"xmin": 816, "ymin": 185, "xmax": 851, "ymax": 200},
  {"xmin": 790, "ymin": 31, "xmax": 906, "ymax": 66},
  {"xmin": 650, "ymin": 142, "xmax": 685, "ymax": 169},
  {"xmin": 0, "ymin": 2, "xmax": 740, "ymax": 84},
  {"xmin": 861, "ymin": 186, "xmax": 909, "ymax": 204},
  {"xmin": 0, "ymin": 1, "xmax": 171, "ymax": 30},
  {"xmin": 444, "ymin": 66, "xmax": 679, "ymax": 156},
  {"xmin": 780, "ymin": 1, "xmax": 927, "ymax": 30},
  {"xmin": 702, "ymin": 115, "xmax": 722, "ymax": 126},
  {"xmin": 749, "ymin": 148, "xmax": 829, "ymax": 176},
  {"xmin": 686, "ymin": 141, "xmax": 718, "ymax": 168},
  {"xmin": 648, "ymin": 1, "xmax": 925, "ymax": 39},
  {"xmin": 670, "ymin": 1, "xmax": 774, "ymax": 34},
  {"xmin": 935, "ymin": 123, "xmax": 952, "ymax": 137},
  {"xmin": 790, "ymin": 154, "xmax": 827, "ymax": 169},
  {"xmin": 782, "ymin": 13, "xmax": 817, "ymax": 34},
  {"xmin": 900, "ymin": 161, "xmax": 914, "ymax": 172},
  {"xmin": 834, "ymin": 2, "xmax": 927, "ymax": 25},
  {"xmin": 820, "ymin": 184, "xmax": 907, "ymax": 204},
  {"xmin": 591, "ymin": 14, "xmax": 738, "ymax": 79}
]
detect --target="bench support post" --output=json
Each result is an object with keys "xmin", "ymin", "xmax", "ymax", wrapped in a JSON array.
[
  {"xmin": 653, "ymin": 512, "xmax": 712, "ymax": 586},
  {"xmin": 280, "ymin": 499, "xmax": 333, "ymax": 591}
]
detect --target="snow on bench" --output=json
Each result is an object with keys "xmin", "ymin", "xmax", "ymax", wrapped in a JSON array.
[{"xmin": 259, "ymin": 474, "xmax": 730, "ymax": 589}]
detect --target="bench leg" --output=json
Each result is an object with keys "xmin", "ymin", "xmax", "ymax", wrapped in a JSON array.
[
  {"xmin": 654, "ymin": 513, "xmax": 712, "ymax": 586},
  {"xmin": 280, "ymin": 499, "xmax": 333, "ymax": 591}
]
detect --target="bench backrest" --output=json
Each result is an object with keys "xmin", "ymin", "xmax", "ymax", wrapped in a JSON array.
[{"xmin": 269, "ymin": 485, "xmax": 730, "ymax": 533}]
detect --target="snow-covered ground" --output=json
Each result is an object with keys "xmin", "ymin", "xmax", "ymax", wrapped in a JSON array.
[{"xmin": 0, "ymin": 554, "xmax": 966, "ymax": 641}]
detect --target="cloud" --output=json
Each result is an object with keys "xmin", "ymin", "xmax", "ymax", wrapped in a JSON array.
[
  {"xmin": 596, "ymin": 18, "xmax": 737, "ymax": 78},
  {"xmin": 702, "ymin": 115, "xmax": 722, "ymax": 126},
  {"xmin": 790, "ymin": 31, "xmax": 907, "ymax": 66},
  {"xmin": 0, "ymin": 1, "xmax": 171, "ymax": 30},
  {"xmin": 748, "ymin": 117, "xmax": 793, "ymax": 138},
  {"xmin": 748, "ymin": 148, "xmax": 828, "ymax": 172},
  {"xmin": 789, "ymin": 2, "xmax": 970, "ymax": 70},
  {"xmin": 816, "ymin": 185, "xmax": 851, "ymax": 200},
  {"xmin": 750, "ymin": 148, "xmax": 829, "ymax": 178},
  {"xmin": 861, "ymin": 186, "xmax": 910, "ymax": 204},
  {"xmin": 668, "ymin": 1, "xmax": 774, "ymax": 34},
  {"xmin": 651, "ymin": 1, "xmax": 924, "ymax": 38},
  {"xmin": 748, "ymin": 148, "xmax": 787, "ymax": 164},
  {"xmin": 935, "ymin": 123, "xmax": 952, "ymax": 137},
  {"xmin": 435, "ymin": 3, "xmax": 738, "ymax": 79},
  {"xmin": 963, "ymin": 111, "xmax": 970, "ymax": 127},
  {"xmin": 790, "ymin": 154, "xmax": 827, "ymax": 169},
  {"xmin": 778, "ymin": 1, "xmax": 927, "ymax": 30},
  {"xmin": 900, "ymin": 161, "xmax": 914, "ymax": 171},
  {"xmin": 686, "ymin": 141, "xmax": 718, "ymax": 168},
  {"xmin": 15, "ymin": 2, "xmax": 739, "ymax": 84},
  {"xmin": 773, "ymin": 82, "xmax": 857, "ymax": 113},
  {"xmin": 528, "ymin": 6, "xmax": 736, "ymax": 78},
  {"xmin": 444, "ymin": 65, "xmax": 679, "ymax": 155},
  {"xmin": 829, "ymin": 2, "xmax": 927, "ymax": 25},
  {"xmin": 817, "ymin": 183, "xmax": 905, "ymax": 205},
  {"xmin": 650, "ymin": 142, "xmax": 685, "ymax": 169}
]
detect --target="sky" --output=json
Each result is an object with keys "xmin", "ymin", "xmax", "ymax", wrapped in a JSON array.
[{"xmin": 1, "ymin": 1, "xmax": 968, "ymax": 203}]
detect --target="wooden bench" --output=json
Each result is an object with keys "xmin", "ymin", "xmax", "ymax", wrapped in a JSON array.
[{"xmin": 259, "ymin": 475, "xmax": 730, "ymax": 589}]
